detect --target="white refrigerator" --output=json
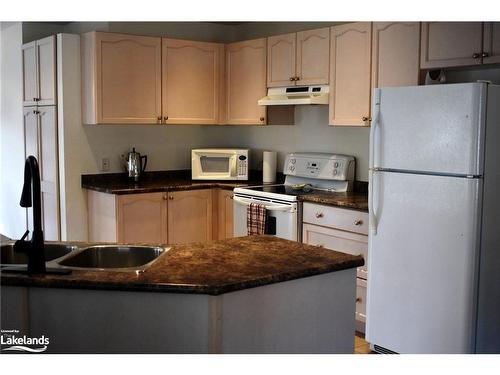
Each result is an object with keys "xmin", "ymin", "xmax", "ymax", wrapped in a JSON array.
[{"xmin": 366, "ymin": 83, "xmax": 500, "ymax": 354}]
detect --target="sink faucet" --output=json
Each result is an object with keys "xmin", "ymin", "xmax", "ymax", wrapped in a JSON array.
[{"xmin": 14, "ymin": 156, "xmax": 46, "ymax": 274}]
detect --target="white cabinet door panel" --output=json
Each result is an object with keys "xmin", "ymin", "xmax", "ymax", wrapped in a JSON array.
[{"xmin": 36, "ymin": 36, "xmax": 57, "ymax": 106}]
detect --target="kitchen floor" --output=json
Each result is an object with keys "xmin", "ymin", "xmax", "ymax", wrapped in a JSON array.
[{"xmin": 355, "ymin": 332, "xmax": 373, "ymax": 354}]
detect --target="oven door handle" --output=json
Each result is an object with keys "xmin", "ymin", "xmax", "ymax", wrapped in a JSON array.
[{"xmin": 233, "ymin": 196, "xmax": 295, "ymax": 212}]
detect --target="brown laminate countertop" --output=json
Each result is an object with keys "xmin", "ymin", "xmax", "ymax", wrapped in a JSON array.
[
  {"xmin": 82, "ymin": 170, "xmax": 368, "ymax": 211},
  {"xmin": 1, "ymin": 236, "xmax": 363, "ymax": 296},
  {"xmin": 81, "ymin": 169, "xmax": 281, "ymax": 195},
  {"xmin": 298, "ymin": 191, "xmax": 369, "ymax": 212}
]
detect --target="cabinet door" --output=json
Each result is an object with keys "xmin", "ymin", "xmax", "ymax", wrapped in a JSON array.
[
  {"xmin": 420, "ymin": 22, "xmax": 483, "ymax": 69},
  {"xmin": 267, "ymin": 33, "xmax": 296, "ymax": 87},
  {"xmin": 217, "ymin": 189, "xmax": 234, "ymax": 240},
  {"xmin": 22, "ymin": 41, "xmax": 38, "ymax": 106},
  {"xmin": 38, "ymin": 106, "xmax": 60, "ymax": 240},
  {"xmin": 117, "ymin": 192, "xmax": 167, "ymax": 244},
  {"xmin": 225, "ymin": 38, "xmax": 267, "ymax": 125},
  {"xmin": 167, "ymin": 189, "xmax": 212, "ymax": 244},
  {"xmin": 372, "ymin": 22, "xmax": 420, "ymax": 89},
  {"xmin": 329, "ymin": 22, "xmax": 372, "ymax": 127},
  {"xmin": 483, "ymin": 22, "xmax": 500, "ymax": 64},
  {"xmin": 24, "ymin": 107, "xmax": 39, "ymax": 235},
  {"xmin": 302, "ymin": 223, "xmax": 368, "ymax": 279},
  {"xmin": 162, "ymin": 39, "xmax": 223, "ymax": 124},
  {"xmin": 95, "ymin": 32, "xmax": 162, "ymax": 124},
  {"xmin": 296, "ymin": 27, "xmax": 330, "ymax": 85},
  {"xmin": 36, "ymin": 36, "xmax": 57, "ymax": 106}
]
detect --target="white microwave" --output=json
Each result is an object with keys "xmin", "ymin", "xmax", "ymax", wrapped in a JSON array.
[{"xmin": 191, "ymin": 148, "xmax": 249, "ymax": 180}]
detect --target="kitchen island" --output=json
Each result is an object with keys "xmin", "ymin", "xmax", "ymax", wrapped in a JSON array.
[{"xmin": 1, "ymin": 236, "xmax": 363, "ymax": 353}]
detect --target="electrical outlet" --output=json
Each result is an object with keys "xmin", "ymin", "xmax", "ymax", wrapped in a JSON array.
[{"xmin": 100, "ymin": 158, "xmax": 110, "ymax": 172}]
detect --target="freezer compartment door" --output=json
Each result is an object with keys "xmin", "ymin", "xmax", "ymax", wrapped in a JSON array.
[
  {"xmin": 366, "ymin": 171, "xmax": 482, "ymax": 353},
  {"xmin": 372, "ymin": 83, "xmax": 486, "ymax": 175}
]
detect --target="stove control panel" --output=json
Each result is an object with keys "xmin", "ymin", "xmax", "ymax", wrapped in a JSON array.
[{"xmin": 284, "ymin": 153, "xmax": 355, "ymax": 182}]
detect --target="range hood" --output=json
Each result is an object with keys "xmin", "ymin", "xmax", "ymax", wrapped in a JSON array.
[{"xmin": 258, "ymin": 85, "xmax": 329, "ymax": 106}]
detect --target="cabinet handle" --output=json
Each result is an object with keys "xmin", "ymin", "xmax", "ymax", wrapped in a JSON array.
[
  {"xmin": 356, "ymin": 297, "xmax": 362, "ymax": 303},
  {"xmin": 33, "ymin": 110, "xmax": 40, "ymax": 115},
  {"xmin": 163, "ymin": 194, "xmax": 168, "ymax": 200},
  {"xmin": 260, "ymin": 117, "xmax": 265, "ymax": 122},
  {"xmin": 157, "ymin": 116, "xmax": 162, "ymax": 123},
  {"xmin": 295, "ymin": 76, "xmax": 300, "ymax": 81},
  {"xmin": 354, "ymin": 220, "xmax": 363, "ymax": 226},
  {"xmin": 315, "ymin": 212, "xmax": 324, "ymax": 218},
  {"xmin": 473, "ymin": 53, "xmax": 481, "ymax": 59},
  {"xmin": 482, "ymin": 52, "xmax": 490, "ymax": 58},
  {"xmin": 362, "ymin": 116, "xmax": 371, "ymax": 122},
  {"xmin": 163, "ymin": 116, "xmax": 168, "ymax": 121},
  {"xmin": 168, "ymin": 195, "xmax": 174, "ymax": 200},
  {"xmin": 290, "ymin": 77, "xmax": 295, "ymax": 81}
]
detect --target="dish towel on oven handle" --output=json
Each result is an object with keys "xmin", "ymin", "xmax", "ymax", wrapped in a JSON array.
[{"xmin": 247, "ymin": 202, "xmax": 267, "ymax": 235}]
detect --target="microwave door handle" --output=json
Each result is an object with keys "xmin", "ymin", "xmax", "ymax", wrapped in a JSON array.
[{"xmin": 233, "ymin": 196, "xmax": 294, "ymax": 212}]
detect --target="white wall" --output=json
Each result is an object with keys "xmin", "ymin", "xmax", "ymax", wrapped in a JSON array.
[{"xmin": 0, "ymin": 22, "xmax": 26, "ymax": 239}]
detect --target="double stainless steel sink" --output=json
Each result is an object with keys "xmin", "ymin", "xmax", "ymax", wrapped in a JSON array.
[{"xmin": 0, "ymin": 242, "xmax": 169, "ymax": 273}]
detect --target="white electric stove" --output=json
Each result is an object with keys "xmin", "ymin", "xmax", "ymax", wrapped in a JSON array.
[{"xmin": 233, "ymin": 152, "xmax": 355, "ymax": 241}]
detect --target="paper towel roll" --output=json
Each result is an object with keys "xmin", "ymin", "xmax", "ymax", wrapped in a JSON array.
[{"xmin": 263, "ymin": 151, "xmax": 277, "ymax": 183}]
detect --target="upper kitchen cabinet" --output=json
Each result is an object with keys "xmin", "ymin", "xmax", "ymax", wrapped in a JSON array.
[
  {"xmin": 81, "ymin": 31, "xmax": 162, "ymax": 124},
  {"xmin": 267, "ymin": 28, "xmax": 329, "ymax": 87},
  {"xmin": 420, "ymin": 22, "xmax": 483, "ymax": 69},
  {"xmin": 267, "ymin": 33, "xmax": 296, "ymax": 87},
  {"xmin": 22, "ymin": 35, "xmax": 57, "ymax": 107},
  {"xmin": 483, "ymin": 22, "xmax": 500, "ymax": 64},
  {"xmin": 295, "ymin": 28, "xmax": 330, "ymax": 85},
  {"xmin": 225, "ymin": 38, "xmax": 267, "ymax": 125},
  {"xmin": 329, "ymin": 22, "xmax": 372, "ymax": 127},
  {"xmin": 162, "ymin": 38, "xmax": 224, "ymax": 124},
  {"xmin": 372, "ymin": 22, "xmax": 420, "ymax": 89}
]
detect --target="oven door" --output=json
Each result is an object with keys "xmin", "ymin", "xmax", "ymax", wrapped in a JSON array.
[{"xmin": 233, "ymin": 194, "xmax": 298, "ymax": 241}]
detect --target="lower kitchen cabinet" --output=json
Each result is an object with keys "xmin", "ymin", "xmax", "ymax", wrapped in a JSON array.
[
  {"xmin": 216, "ymin": 189, "xmax": 234, "ymax": 240},
  {"xmin": 88, "ymin": 189, "xmax": 215, "ymax": 245},
  {"xmin": 88, "ymin": 191, "xmax": 167, "ymax": 244},
  {"xmin": 116, "ymin": 192, "xmax": 168, "ymax": 244},
  {"xmin": 167, "ymin": 189, "xmax": 213, "ymax": 244},
  {"xmin": 302, "ymin": 202, "xmax": 369, "ymax": 333}
]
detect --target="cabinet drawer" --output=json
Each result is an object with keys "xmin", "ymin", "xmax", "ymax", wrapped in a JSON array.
[
  {"xmin": 356, "ymin": 278, "xmax": 367, "ymax": 323},
  {"xmin": 302, "ymin": 223, "xmax": 367, "ymax": 279},
  {"xmin": 303, "ymin": 202, "xmax": 368, "ymax": 235}
]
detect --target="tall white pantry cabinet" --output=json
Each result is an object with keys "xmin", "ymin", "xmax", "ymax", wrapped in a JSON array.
[{"xmin": 22, "ymin": 35, "xmax": 60, "ymax": 240}]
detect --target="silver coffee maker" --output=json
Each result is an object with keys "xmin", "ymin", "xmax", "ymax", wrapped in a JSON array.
[{"xmin": 125, "ymin": 147, "xmax": 147, "ymax": 181}]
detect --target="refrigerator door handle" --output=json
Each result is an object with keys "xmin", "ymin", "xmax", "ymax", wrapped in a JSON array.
[{"xmin": 369, "ymin": 89, "xmax": 381, "ymax": 235}]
